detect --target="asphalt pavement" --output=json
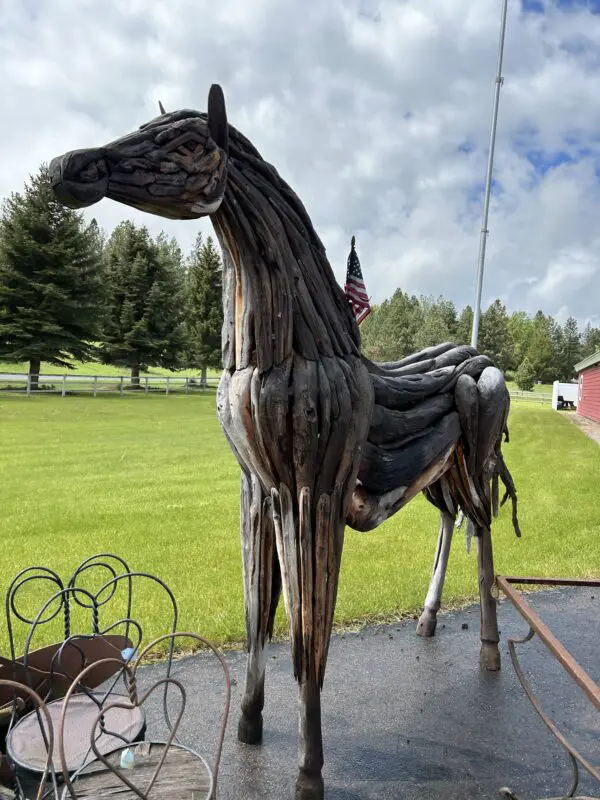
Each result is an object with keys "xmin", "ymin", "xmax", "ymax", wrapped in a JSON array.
[{"xmin": 140, "ymin": 586, "xmax": 600, "ymax": 799}]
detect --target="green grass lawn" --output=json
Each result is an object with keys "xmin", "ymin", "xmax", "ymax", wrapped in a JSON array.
[{"xmin": 0, "ymin": 394, "xmax": 598, "ymax": 654}]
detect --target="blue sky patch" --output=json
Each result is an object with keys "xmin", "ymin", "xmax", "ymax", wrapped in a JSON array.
[
  {"xmin": 556, "ymin": 0, "xmax": 600, "ymax": 12},
  {"xmin": 525, "ymin": 149, "xmax": 575, "ymax": 175},
  {"xmin": 522, "ymin": 0, "xmax": 545, "ymax": 12},
  {"xmin": 522, "ymin": 0, "xmax": 600, "ymax": 12}
]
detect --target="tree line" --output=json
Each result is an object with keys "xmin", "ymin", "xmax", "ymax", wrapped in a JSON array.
[
  {"xmin": 361, "ymin": 291, "xmax": 600, "ymax": 390},
  {"xmin": 2, "ymin": 165, "xmax": 599, "ymax": 394},
  {"xmin": 0, "ymin": 165, "xmax": 223, "ymax": 388}
]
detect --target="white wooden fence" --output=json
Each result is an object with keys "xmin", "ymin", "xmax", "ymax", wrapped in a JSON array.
[
  {"xmin": 508, "ymin": 389, "xmax": 552, "ymax": 404},
  {"xmin": 2, "ymin": 372, "xmax": 553, "ymax": 404},
  {"xmin": 551, "ymin": 380, "xmax": 578, "ymax": 410},
  {"xmin": 0, "ymin": 372, "xmax": 219, "ymax": 397}
]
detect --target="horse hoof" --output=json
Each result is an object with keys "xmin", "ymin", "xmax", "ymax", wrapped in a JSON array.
[
  {"xmin": 480, "ymin": 641, "xmax": 501, "ymax": 672},
  {"xmin": 416, "ymin": 608, "xmax": 437, "ymax": 638},
  {"xmin": 238, "ymin": 713, "xmax": 263, "ymax": 745},
  {"xmin": 295, "ymin": 771, "xmax": 324, "ymax": 800}
]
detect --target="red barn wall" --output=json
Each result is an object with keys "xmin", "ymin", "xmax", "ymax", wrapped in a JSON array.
[{"xmin": 578, "ymin": 364, "xmax": 600, "ymax": 424}]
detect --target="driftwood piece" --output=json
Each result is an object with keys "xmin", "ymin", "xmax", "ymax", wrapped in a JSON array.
[
  {"xmin": 369, "ymin": 393, "xmax": 454, "ymax": 447},
  {"xmin": 454, "ymin": 374, "xmax": 479, "ymax": 475},
  {"xmin": 68, "ymin": 743, "xmax": 211, "ymax": 800},
  {"xmin": 475, "ymin": 366, "xmax": 509, "ymax": 476},
  {"xmin": 375, "ymin": 341, "xmax": 458, "ymax": 370},
  {"xmin": 359, "ymin": 412, "xmax": 461, "ymax": 494},
  {"xmin": 49, "ymin": 85, "xmax": 521, "ymax": 800}
]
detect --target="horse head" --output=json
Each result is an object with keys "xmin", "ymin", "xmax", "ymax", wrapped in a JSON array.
[{"xmin": 49, "ymin": 85, "xmax": 229, "ymax": 220}]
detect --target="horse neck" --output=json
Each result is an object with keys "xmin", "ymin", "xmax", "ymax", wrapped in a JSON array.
[{"xmin": 212, "ymin": 158, "xmax": 360, "ymax": 374}]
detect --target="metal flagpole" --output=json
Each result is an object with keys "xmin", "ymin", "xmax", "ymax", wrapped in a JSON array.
[{"xmin": 470, "ymin": 0, "xmax": 509, "ymax": 349}]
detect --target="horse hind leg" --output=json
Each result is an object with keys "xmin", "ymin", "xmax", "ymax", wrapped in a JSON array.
[
  {"xmin": 476, "ymin": 523, "xmax": 501, "ymax": 671},
  {"xmin": 472, "ymin": 366, "xmax": 508, "ymax": 672},
  {"xmin": 417, "ymin": 509, "xmax": 455, "ymax": 637},
  {"xmin": 238, "ymin": 472, "xmax": 282, "ymax": 745}
]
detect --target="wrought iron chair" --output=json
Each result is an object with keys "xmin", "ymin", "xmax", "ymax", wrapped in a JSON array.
[
  {"xmin": 0, "ymin": 633, "xmax": 231, "ymax": 800},
  {"xmin": 3, "ymin": 566, "xmax": 179, "ymax": 788},
  {"xmin": 59, "ymin": 632, "xmax": 231, "ymax": 800}
]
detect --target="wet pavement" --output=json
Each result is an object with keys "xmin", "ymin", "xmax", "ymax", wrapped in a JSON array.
[{"xmin": 140, "ymin": 587, "xmax": 600, "ymax": 799}]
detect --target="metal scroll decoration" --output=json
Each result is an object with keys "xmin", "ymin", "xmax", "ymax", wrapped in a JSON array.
[
  {"xmin": 50, "ymin": 87, "xmax": 521, "ymax": 800},
  {"xmin": 0, "ymin": 555, "xmax": 231, "ymax": 800},
  {"xmin": 497, "ymin": 576, "xmax": 600, "ymax": 800}
]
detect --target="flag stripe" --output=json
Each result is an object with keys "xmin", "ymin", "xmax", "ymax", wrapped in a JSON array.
[{"xmin": 346, "ymin": 285, "xmax": 369, "ymax": 303}]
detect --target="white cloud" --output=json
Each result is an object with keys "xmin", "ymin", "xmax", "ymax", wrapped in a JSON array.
[
  {"xmin": 532, "ymin": 247, "xmax": 599, "ymax": 301},
  {"xmin": 1, "ymin": 0, "xmax": 600, "ymax": 327}
]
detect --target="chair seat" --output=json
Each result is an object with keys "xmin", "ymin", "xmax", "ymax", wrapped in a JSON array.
[
  {"xmin": 62, "ymin": 742, "xmax": 213, "ymax": 800},
  {"xmin": 6, "ymin": 692, "xmax": 145, "ymax": 776}
]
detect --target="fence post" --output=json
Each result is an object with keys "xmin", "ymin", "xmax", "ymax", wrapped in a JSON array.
[
  {"xmin": 185, "ymin": 377, "xmax": 189, "ymax": 394},
  {"xmin": 26, "ymin": 374, "xmax": 31, "ymax": 398},
  {"xmin": 120, "ymin": 376, "xmax": 124, "ymax": 397},
  {"xmin": 145, "ymin": 376, "xmax": 149, "ymax": 394},
  {"xmin": 166, "ymin": 376, "xmax": 170, "ymax": 396},
  {"xmin": 93, "ymin": 376, "xmax": 98, "ymax": 398},
  {"xmin": 61, "ymin": 375, "xmax": 67, "ymax": 398}
]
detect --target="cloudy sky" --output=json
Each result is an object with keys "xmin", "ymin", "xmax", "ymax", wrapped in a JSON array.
[{"xmin": 1, "ymin": 0, "xmax": 600, "ymax": 326}]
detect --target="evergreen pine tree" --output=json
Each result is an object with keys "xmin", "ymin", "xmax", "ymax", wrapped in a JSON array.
[
  {"xmin": 185, "ymin": 234, "xmax": 223, "ymax": 386},
  {"xmin": 99, "ymin": 221, "xmax": 186, "ymax": 384},
  {"xmin": 0, "ymin": 164, "xmax": 103, "ymax": 388},
  {"xmin": 515, "ymin": 356, "xmax": 536, "ymax": 392},
  {"xmin": 582, "ymin": 323, "xmax": 600, "ymax": 358},
  {"xmin": 456, "ymin": 305, "xmax": 474, "ymax": 345},
  {"xmin": 561, "ymin": 316, "xmax": 582, "ymax": 380},
  {"xmin": 478, "ymin": 299, "xmax": 513, "ymax": 372},
  {"xmin": 526, "ymin": 311, "xmax": 553, "ymax": 383},
  {"xmin": 413, "ymin": 296, "xmax": 454, "ymax": 351},
  {"xmin": 548, "ymin": 316, "xmax": 565, "ymax": 380},
  {"xmin": 507, "ymin": 311, "xmax": 533, "ymax": 371}
]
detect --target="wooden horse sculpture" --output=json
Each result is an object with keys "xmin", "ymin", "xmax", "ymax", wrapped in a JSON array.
[{"xmin": 50, "ymin": 84, "xmax": 520, "ymax": 800}]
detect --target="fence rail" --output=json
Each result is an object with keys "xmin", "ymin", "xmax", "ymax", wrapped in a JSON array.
[
  {"xmin": 0, "ymin": 372, "xmax": 219, "ymax": 397},
  {"xmin": 508, "ymin": 390, "xmax": 552, "ymax": 403},
  {"xmin": 2, "ymin": 373, "xmax": 556, "ymax": 404}
]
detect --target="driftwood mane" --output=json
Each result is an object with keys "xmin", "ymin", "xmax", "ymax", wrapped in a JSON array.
[{"xmin": 211, "ymin": 117, "xmax": 361, "ymax": 375}]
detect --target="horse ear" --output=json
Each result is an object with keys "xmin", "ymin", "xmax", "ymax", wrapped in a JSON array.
[{"xmin": 207, "ymin": 84, "xmax": 229, "ymax": 154}]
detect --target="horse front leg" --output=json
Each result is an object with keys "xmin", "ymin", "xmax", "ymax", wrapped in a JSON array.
[
  {"xmin": 272, "ymin": 484, "xmax": 343, "ymax": 800},
  {"xmin": 238, "ymin": 472, "xmax": 282, "ymax": 744},
  {"xmin": 296, "ymin": 675, "xmax": 325, "ymax": 800},
  {"xmin": 417, "ymin": 510, "xmax": 455, "ymax": 637}
]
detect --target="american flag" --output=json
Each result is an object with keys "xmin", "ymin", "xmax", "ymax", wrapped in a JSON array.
[{"xmin": 344, "ymin": 236, "xmax": 371, "ymax": 324}]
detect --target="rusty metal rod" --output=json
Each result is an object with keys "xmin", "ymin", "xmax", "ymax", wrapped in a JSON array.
[
  {"xmin": 502, "ymin": 576, "xmax": 600, "ymax": 588},
  {"xmin": 496, "ymin": 576, "xmax": 600, "ymax": 712}
]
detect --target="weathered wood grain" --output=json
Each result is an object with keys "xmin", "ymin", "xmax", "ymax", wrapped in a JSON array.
[
  {"xmin": 369, "ymin": 393, "xmax": 454, "ymax": 447},
  {"xmin": 359, "ymin": 412, "xmax": 461, "ymax": 494},
  {"xmin": 454, "ymin": 374, "xmax": 479, "ymax": 475},
  {"xmin": 67, "ymin": 742, "xmax": 210, "ymax": 800}
]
